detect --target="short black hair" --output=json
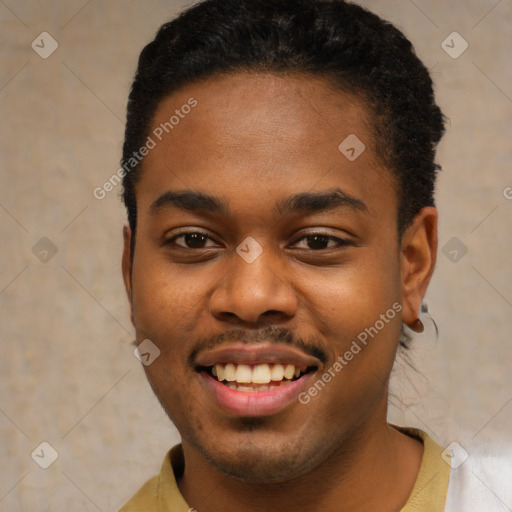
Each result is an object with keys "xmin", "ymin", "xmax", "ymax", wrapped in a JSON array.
[{"xmin": 121, "ymin": 0, "xmax": 445, "ymax": 256}]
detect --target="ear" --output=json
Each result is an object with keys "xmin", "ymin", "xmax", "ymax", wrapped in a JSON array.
[
  {"xmin": 400, "ymin": 206, "xmax": 438, "ymax": 329},
  {"xmin": 122, "ymin": 224, "xmax": 135, "ymax": 326}
]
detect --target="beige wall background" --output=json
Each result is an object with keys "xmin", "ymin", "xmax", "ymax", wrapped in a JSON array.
[{"xmin": 1, "ymin": 0, "xmax": 511, "ymax": 510}]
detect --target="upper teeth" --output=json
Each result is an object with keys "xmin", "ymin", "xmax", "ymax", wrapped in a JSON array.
[{"xmin": 212, "ymin": 363, "xmax": 303, "ymax": 384}]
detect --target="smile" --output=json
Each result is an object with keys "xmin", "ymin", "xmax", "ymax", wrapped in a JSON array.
[
  {"xmin": 194, "ymin": 344, "xmax": 321, "ymax": 416},
  {"xmin": 204, "ymin": 362, "xmax": 314, "ymax": 392}
]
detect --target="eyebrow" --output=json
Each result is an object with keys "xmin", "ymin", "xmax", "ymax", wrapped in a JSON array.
[
  {"xmin": 149, "ymin": 188, "xmax": 368, "ymax": 217},
  {"xmin": 274, "ymin": 188, "xmax": 368, "ymax": 216},
  {"xmin": 150, "ymin": 191, "xmax": 229, "ymax": 215}
]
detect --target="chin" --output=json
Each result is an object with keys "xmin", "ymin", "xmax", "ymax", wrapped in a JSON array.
[
  {"xmin": 205, "ymin": 449, "xmax": 308, "ymax": 482},
  {"xmin": 190, "ymin": 428, "xmax": 328, "ymax": 483}
]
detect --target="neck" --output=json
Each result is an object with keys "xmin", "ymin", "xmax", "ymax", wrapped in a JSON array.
[{"xmin": 177, "ymin": 410, "xmax": 423, "ymax": 512}]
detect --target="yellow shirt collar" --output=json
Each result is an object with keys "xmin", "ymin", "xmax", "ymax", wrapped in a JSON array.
[{"xmin": 120, "ymin": 426, "xmax": 450, "ymax": 511}]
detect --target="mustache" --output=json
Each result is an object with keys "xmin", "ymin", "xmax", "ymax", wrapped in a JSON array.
[{"xmin": 189, "ymin": 325, "xmax": 328, "ymax": 366}]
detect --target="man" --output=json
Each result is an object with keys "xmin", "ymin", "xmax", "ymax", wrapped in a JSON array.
[{"xmin": 119, "ymin": 0, "xmax": 454, "ymax": 510}]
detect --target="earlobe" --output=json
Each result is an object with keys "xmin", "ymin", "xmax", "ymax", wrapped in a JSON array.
[
  {"xmin": 400, "ymin": 207, "xmax": 438, "ymax": 332},
  {"xmin": 122, "ymin": 224, "xmax": 135, "ymax": 326}
]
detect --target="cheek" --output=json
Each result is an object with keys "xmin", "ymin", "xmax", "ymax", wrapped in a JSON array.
[
  {"xmin": 297, "ymin": 248, "xmax": 402, "ymax": 341},
  {"xmin": 297, "ymin": 249, "xmax": 402, "ymax": 402},
  {"xmin": 130, "ymin": 248, "xmax": 204, "ymax": 337}
]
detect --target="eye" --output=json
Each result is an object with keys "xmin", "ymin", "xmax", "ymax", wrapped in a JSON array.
[
  {"xmin": 291, "ymin": 234, "xmax": 352, "ymax": 250},
  {"xmin": 167, "ymin": 231, "xmax": 220, "ymax": 249}
]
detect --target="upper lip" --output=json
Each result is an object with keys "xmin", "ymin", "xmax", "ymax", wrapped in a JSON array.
[{"xmin": 194, "ymin": 343, "xmax": 321, "ymax": 369}]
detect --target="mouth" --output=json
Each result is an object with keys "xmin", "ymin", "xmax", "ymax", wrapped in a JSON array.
[
  {"xmin": 198, "ymin": 362, "xmax": 316, "ymax": 392},
  {"xmin": 194, "ymin": 344, "xmax": 321, "ymax": 416}
]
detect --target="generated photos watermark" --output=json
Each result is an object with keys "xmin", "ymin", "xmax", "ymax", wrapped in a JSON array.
[
  {"xmin": 298, "ymin": 302, "xmax": 403, "ymax": 404},
  {"xmin": 93, "ymin": 97, "xmax": 198, "ymax": 200},
  {"xmin": 133, "ymin": 339, "xmax": 161, "ymax": 366}
]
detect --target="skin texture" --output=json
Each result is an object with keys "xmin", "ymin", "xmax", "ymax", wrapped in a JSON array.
[{"xmin": 122, "ymin": 72, "xmax": 438, "ymax": 512}]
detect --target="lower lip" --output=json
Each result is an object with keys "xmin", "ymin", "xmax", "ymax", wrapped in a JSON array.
[{"xmin": 200, "ymin": 371, "xmax": 313, "ymax": 417}]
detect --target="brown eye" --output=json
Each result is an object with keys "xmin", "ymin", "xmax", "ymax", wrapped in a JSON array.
[
  {"xmin": 184, "ymin": 233, "xmax": 207, "ymax": 248},
  {"xmin": 305, "ymin": 235, "xmax": 330, "ymax": 250},
  {"xmin": 170, "ymin": 232, "xmax": 217, "ymax": 249},
  {"xmin": 292, "ymin": 234, "xmax": 351, "ymax": 251}
]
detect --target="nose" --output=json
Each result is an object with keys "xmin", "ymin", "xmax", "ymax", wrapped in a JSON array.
[{"xmin": 209, "ymin": 245, "xmax": 298, "ymax": 326}]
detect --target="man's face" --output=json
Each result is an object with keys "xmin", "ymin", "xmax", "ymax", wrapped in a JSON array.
[{"xmin": 124, "ymin": 73, "xmax": 406, "ymax": 481}]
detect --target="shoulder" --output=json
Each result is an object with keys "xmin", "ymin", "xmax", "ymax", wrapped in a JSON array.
[
  {"xmin": 119, "ymin": 473, "xmax": 160, "ymax": 511},
  {"xmin": 444, "ymin": 443, "xmax": 512, "ymax": 512},
  {"xmin": 119, "ymin": 445, "xmax": 190, "ymax": 512}
]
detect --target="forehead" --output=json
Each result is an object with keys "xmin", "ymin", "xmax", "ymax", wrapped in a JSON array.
[
  {"xmin": 136, "ymin": 72, "xmax": 396, "ymax": 219},
  {"xmin": 151, "ymin": 72, "xmax": 374, "ymax": 155}
]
